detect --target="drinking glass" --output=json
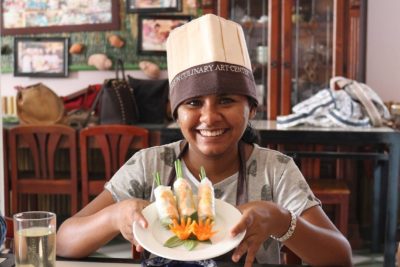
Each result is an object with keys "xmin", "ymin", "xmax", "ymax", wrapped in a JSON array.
[{"xmin": 13, "ymin": 211, "xmax": 56, "ymax": 267}]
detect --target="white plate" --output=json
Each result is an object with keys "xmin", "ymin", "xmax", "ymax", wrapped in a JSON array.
[{"xmin": 133, "ymin": 199, "xmax": 246, "ymax": 261}]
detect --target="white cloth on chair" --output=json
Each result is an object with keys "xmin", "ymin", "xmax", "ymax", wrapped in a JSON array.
[{"xmin": 277, "ymin": 77, "xmax": 391, "ymax": 128}]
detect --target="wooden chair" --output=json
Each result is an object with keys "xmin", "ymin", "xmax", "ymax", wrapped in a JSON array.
[
  {"xmin": 79, "ymin": 125, "xmax": 149, "ymax": 206},
  {"xmin": 309, "ymin": 179, "xmax": 350, "ymax": 236},
  {"xmin": 131, "ymin": 245, "xmax": 141, "ymax": 260},
  {"xmin": 3, "ymin": 128, "xmax": 11, "ymax": 216},
  {"xmin": 280, "ymin": 179, "xmax": 350, "ymax": 265},
  {"xmin": 3, "ymin": 216, "xmax": 13, "ymax": 252},
  {"xmin": 280, "ymin": 246, "xmax": 302, "ymax": 265},
  {"xmin": 8, "ymin": 124, "xmax": 78, "ymax": 216}
]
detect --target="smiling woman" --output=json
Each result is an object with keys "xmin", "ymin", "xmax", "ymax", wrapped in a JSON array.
[{"xmin": 56, "ymin": 14, "xmax": 351, "ymax": 267}]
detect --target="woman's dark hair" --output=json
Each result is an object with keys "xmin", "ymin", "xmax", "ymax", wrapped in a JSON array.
[
  {"xmin": 241, "ymin": 97, "xmax": 260, "ymax": 144},
  {"xmin": 241, "ymin": 123, "xmax": 260, "ymax": 144}
]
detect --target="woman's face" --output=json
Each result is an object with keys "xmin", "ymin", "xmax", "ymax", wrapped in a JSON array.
[{"xmin": 176, "ymin": 94, "xmax": 255, "ymax": 158}]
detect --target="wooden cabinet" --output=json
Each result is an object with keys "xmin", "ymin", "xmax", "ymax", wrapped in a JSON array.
[{"xmin": 212, "ymin": 0, "xmax": 362, "ymax": 119}]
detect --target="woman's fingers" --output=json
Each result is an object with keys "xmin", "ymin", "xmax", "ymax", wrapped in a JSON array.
[
  {"xmin": 130, "ymin": 213, "xmax": 147, "ymax": 248},
  {"xmin": 232, "ymin": 235, "xmax": 262, "ymax": 266},
  {"xmin": 119, "ymin": 200, "xmax": 149, "ymax": 244},
  {"xmin": 230, "ymin": 211, "xmax": 253, "ymax": 237},
  {"xmin": 121, "ymin": 230, "xmax": 134, "ymax": 243},
  {"xmin": 134, "ymin": 244, "xmax": 145, "ymax": 252},
  {"xmin": 232, "ymin": 239, "xmax": 249, "ymax": 262},
  {"xmin": 133, "ymin": 211, "xmax": 148, "ymax": 228},
  {"xmin": 244, "ymin": 253, "xmax": 257, "ymax": 267},
  {"xmin": 244, "ymin": 239, "xmax": 260, "ymax": 267},
  {"xmin": 133, "ymin": 199, "xmax": 150, "ymax": 228}
]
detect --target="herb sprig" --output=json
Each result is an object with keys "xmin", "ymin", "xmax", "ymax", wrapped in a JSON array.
[
  {"xmin": 174, "ymin": 159, "xmax": 183, "ymax": 178},
  {"xmin": 154, "ymin": 172, "xmax": 161, "ymax": 186},
  {"xmin": 199, "ymin": 166, "xmax": 207, "ymax": 180}
]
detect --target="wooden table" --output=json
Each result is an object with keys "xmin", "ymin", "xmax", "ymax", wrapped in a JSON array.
[
  {"xmin": 0, "ymin": 254, "xmax": 300, "ymax": 267},
  {"xmin": 57, "ymin": 257, "xmax": 300, "ymax": 267}
]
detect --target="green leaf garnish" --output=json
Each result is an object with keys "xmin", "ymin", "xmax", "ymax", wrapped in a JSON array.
[
  {"xmin": 174, "ymin": 159, "xmax": 183, "ymax": 179},
  {"xmin": 190, "ymin": 212, "xmax": 198, "ymax": 222},
  {"xmin": 164, "ymin": 235, "xmax": 185, "ymax": 248},
  {"xmin": 153, "ymin": 172, "xmax": 161, "ymax": 186},
  {"xmin": 164, "ymin": 235, "xmax": 212, "ymax": 250},
  {"xmin": 183, "ymin": 239, "xmax": 198, "ymax": 250},
  {"xmin": 199, "ymin": 166, "xmax": 207, "ymax": 180},
  {"xmin": 160, "ymin": 218, "xmax": 172, "ymax": 229}
]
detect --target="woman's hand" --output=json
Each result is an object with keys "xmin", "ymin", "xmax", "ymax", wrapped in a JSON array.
[
  {"xmin": 57, "ymin": 191, "xmax": 152, "ymax": 258},
  {"xmin": 111, "ymin": 198, "xmax": 150, "ymax": 252},
  {"xmin": 230, "ymin": 201, "xmax": 290, "ymax": 267}
]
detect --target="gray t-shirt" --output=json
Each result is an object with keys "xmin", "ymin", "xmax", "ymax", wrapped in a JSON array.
[{"xmin": 105, "ymin": 141, "xmax": 320, "ymax": 264}]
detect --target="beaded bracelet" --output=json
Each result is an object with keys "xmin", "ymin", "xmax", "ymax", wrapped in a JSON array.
[{"xmin": 270, "ymin": 210, "xmax": 297, "ymax": 242}]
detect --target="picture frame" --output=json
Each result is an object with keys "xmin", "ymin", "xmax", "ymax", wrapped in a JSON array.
[
  {"xmin": 138, "ymin": 15, "xmax": 191, "ymax": 55},
  {"xmin": 126, "ymin": 0, "xmax": 182, "ymax": 13},
  {"xmin": 14, "ymin": 37, "xmax": 69, "ymax": 78},
  {"xmin": 1, "ymin": 0, "xmax": 119, "ymax": 35}
]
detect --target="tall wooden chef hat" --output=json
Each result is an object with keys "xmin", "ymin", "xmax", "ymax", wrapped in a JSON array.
[{"xmin": 166, "ymin": 14, "xmax": 258, "ymax": 117}]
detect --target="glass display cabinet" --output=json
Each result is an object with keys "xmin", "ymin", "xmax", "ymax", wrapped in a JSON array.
[
  {"xmin": 215, "ymin": 0, "xmax": 357, "ymax": 119},
  {"xmin": 229, "ymin": 0, "xmax": 269, "ymax": 118},
  {"xmin": 289, "ymin": 0, "xmax": 335, "ymax": 105}
]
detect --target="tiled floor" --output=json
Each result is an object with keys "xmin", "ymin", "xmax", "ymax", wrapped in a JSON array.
[{"xmin": 95, "ymin": 237, "xmax": 385, "ymax": 266}]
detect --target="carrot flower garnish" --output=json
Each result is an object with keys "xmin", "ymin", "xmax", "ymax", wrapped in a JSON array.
[
  {"xmin": 192, "ymin": 218, "xmax": 218, "ymax": 241},
  {"xmin": 169, "ymin": 217, "xmax": 195, "ymax": 240}
]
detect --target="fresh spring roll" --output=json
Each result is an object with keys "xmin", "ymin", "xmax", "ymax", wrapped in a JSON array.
[
  {"xmin": 154, "ymin": 185, "xmax": 179, "ymax": 226},
  {"xmin": 173, "ymin": 178, "xmax": 197, "ymax": 218},
  {"xmin": 153, "ymin": 172, "xmax": 179, "ymax": 226},
  {"xmin": 173, "ymin": 159, "xmax": 196, "ymax": 219},
  {"xmin": 197, "ymin": 177, "xmax": 216, "ymax": 222}
]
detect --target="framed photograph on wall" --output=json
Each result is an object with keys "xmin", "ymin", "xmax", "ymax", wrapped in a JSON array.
[
  {"xmin": 1, "ymin": 0, "xmax": 120, "ymax": 35},
  {"xmin": 138, "ymin": 15, "xmax": 191, "ymax": 55},
  {"xmin": 126, "ymin": 0, "xmax": 182, "ymax": 13},
  {"xmin": 14, "ymin": 37, "xmax": 69, "ymax": 77}
]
